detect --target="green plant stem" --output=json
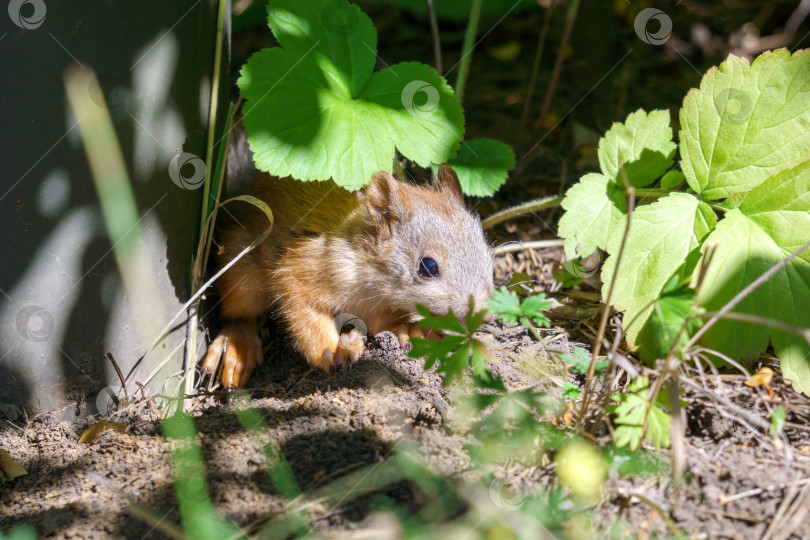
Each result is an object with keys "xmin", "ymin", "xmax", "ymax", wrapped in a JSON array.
[
  {"xmin": 454, "ymin": 0, "xmax": 483, "ymax": 105},
  {"xmin": 517, "ymin": 1, "xmax": 555, "ymax": 145},
  {"xmin": 65, "ymin": 67, "xmax": 166, "ymax": 391},
  {"xmin": 635, "ymin": 188, "xmax": 672, "ymax": 198},
  {"xmin": 694, "ymin": 311, "xmax": 810, "ymax": 344},
  {"xmin": 519, "ymin": 316, "xmax": 560, "ymax": 363},
  {"xmin": 481, "ymin": 188, "xmax": 667, "ymax": 232},
  {"xmin": 629, "ymin": 492, "xmax": 685, "ymax": 538},
  {"xmin": 199, "ymin": 0, "xmax": 227, "ymax": 237},
  {"xmin": 481, "ymin": 194, "xmax": 563, "ymax": 229},
  {"xmin": 667, "ymin": 376, "xmax": 685, "ymax": 486},
  {"xmin": 425, "ymin": 0, "xmax": 442, "ymax": 73},
  {"xmin": 579, "ymin": 170, "xmax": 636, "ymax": 426},
  {"xmin": 184, "ymin": 0, "xmax": 228, "ymax": 411}
]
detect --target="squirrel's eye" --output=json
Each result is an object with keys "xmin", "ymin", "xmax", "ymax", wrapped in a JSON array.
[{"xmin": 418, "ymin": 257, "xmax": 440, "ymax": 279}]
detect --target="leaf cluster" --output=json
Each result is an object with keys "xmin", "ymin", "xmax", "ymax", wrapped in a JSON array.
[
  {"xmin": 558, "ymin": 50, "xmax": 810, "ymax": 394},
  {"xmin": 238, "ymin": 0, "xmax": 515, "ymax": 195}
]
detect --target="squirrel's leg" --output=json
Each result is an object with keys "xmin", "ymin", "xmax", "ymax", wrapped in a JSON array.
[
  {"xmin": 283, "ymin": 304, "xmax": 365, "ymax": 371},
  {"xmin": 201, "ymin": 265, "xmax": 267, "ymax": 388}
]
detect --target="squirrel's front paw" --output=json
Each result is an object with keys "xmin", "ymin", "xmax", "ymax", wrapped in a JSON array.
[
  {"xmin": 312, "ymin": 329, "xmax": 366, "ymax": 371},
  {"xmin": 393, "ymin": 323, "xmax": 437, "ymax": 349},
  {"xmin": 200, "ymin": 322, "xmax": 262, "ymax": 388}
]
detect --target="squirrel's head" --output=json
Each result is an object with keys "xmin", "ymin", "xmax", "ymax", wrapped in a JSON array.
[{"xmin": 359, "ymin": 166, "xmax": 494, "ymax": 320}]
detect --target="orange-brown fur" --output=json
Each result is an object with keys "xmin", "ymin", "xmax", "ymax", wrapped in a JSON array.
[{"xmin": 201, "ymin": 167, "xmax": 493, "ymax": 388}]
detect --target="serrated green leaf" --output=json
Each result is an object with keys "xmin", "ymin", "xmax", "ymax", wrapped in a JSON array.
[
  {"xmin": 597, "ymin": 109, "xmax": 676, "ymax": 188},
  {"xmin": 559, "ymin": 173, "xmax": 627, "ymax": 258},
  {"xmin": 239, "ymin": 0, "xmax": 464, "ymax": 190},
  {"xmin": 360, "ymin": 62, "xmax": 464, "ymax": 169},
  {"xmin": 562, "ymin": 348, "xmax": 608, "ymax": 375},
  {"xmin": 417, "ymin": 306, "xmax": 467, "ymax": 335},
  {"xmin": 470, "ymin": 341, "xmax": 490, "ymax": 377},
  {"xmin": 441, "ymin": 345, "xmax": 471, "ymax": 384},
  {"xmin": 409, "ymin": 334, "xmax": 465, "ymax": 371},
  {"xmin": 487, "ymin": 287, "xmax": 522, "ymax": 324},
  {"xmin": 464, "ymin": 303, "xmax": 488, "ymax": 334},
  {"xmin": 562, "ymin": 382, "xmax": 581, "ymax": 400},
  {"xmin": 441, "ymin": 138, "xmax": 515, "ymax": 196},
  {"xmin": 559, "ymin": 109, "xmax": 675, "ymax": 259},
  {"xmin": 520, "ymin": 294, "xmax": 553, "ymax": 324},
  {"xmin": 471, "ymin": 370, "xmax": 507, "ymax": 392},
  {"xmin": 487, "ymin": 287, "xmax": 552, "ymax": 328},
  {"xmin": 603, "ymin": 193, "xmax": 716, "ymax": 351},
  {"xmin": 679, "ymin": 50, "xmax": 810, "ymax": 200},
  {"xmin": 695, "ymin": 161, "xmax": 810, "ymax": 394},
  {"xmin": 609, "ymin": 377, "xmax": 672, "ymax": 450}
]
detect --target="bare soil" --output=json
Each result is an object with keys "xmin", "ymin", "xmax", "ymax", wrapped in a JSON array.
[{"xmin": 3, "ymin": 247, "xmax": 810, "ymax": 539}]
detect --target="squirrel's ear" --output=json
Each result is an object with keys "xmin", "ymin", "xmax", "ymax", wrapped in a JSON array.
[
  {"xmin": 364, "ymin": 171, "xmax": 408, "ymax": 229},
  {"xmin": 437, "ymin": 165, "xmax": 464, "ymax": 202}
]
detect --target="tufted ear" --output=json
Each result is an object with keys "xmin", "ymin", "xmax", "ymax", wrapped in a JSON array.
[
  {"xmin": 364, "ymin": 171, "xmax": 409, "ymax": 232},
  {"xmin": 437, "ymin": 165, "xmax": 464, "ymax": 202}
]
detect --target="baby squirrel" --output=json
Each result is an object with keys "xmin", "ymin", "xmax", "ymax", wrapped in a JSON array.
[{"xmin": 201, "ymin": 158, "xmax": 494, "ymax": 388}]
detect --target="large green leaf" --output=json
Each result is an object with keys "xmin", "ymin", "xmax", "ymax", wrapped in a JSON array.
[
  {"xmin": 598, "ymin": 109, "xmax": 676, "ymax": 187},
  {"xmin": 679, "ymin": 49, "xmax": 810, "ymax": 200},
  {"xmin": 268, "ymin": 0, "xmax": 376, "ymax": 97},
  {"xmin": 558, "ymin": 109, "xmax": 675, "ymax": 258},
  {"xmin": 602, "ymin": 193, "xmax": 716, "ymax": 349},
  {"xmin": 441, "ymin": 138, "xmax": 515, "ymax": 197},
  {"xmin": 696, "ymin": 161, "xmax": 810, "ymax": 393},
  {"xmin": 558, "ymin": 173, "xmax": 626, "ymax": 258},
  {"xmin": 238, "ymin": 0, "xmax": 464, "ymax": 190}
]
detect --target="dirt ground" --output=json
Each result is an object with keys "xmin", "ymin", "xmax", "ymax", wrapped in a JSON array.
[{"xmin": 3, "ymin": 247, "xmax": 810, "ymax": 539}]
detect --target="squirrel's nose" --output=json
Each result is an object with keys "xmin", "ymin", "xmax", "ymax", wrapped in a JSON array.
[{"xmin": 482, "ymin": 312, "xmax": 496, "ymax": 323}]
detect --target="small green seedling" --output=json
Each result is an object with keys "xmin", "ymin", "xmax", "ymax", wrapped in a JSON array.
[
  {"xmin": 487, "ymin": 286, "xmax": 553, "ymax": 330},
  {"xmin": 408, "ymin": 301, "xmax": 491, "ymax": 384},
  {"xmin": 562, "ymin": 347, "xmax": 607, "ymax": 375},
  {"xmin": 608, "ymin": 377, "xmax": 672, "ymax": 450}
]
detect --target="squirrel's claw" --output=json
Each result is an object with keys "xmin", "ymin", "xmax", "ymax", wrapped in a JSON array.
[
  {"xmin": 317, "ymin": 329, "xmax": 366, "ymax": 372},
  {"xmin": 201, "ymin": 323, "xmax": 262, "ymax": 389},
  {"xmin": 338, "ymin": 329, "xmax": 366, "ymax": 365}
]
